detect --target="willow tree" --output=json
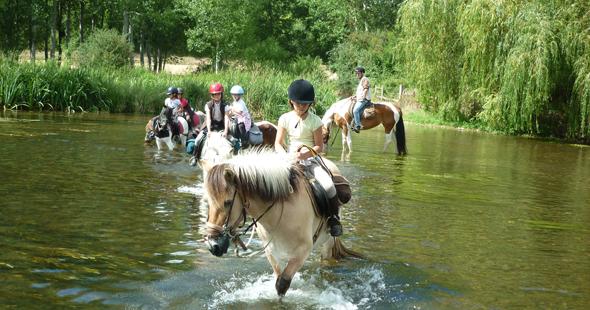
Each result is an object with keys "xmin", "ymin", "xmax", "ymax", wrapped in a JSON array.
[
  {"xmin": 397, "ymin": 0, "xmax": 590, "ymax": 141},
  {"xmin": 397, "ymin": 0, "xmax": 463, "ymax": 119}
]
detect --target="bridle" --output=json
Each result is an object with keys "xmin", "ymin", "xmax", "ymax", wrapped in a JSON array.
[{"xmin": 206, "ymin": 187, "xmax": 279, "ymax": 255}]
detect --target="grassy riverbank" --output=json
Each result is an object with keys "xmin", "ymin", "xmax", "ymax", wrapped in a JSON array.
[{"xmin": 0, "ymin": 57, "xmax": 337, "ymax": 121}]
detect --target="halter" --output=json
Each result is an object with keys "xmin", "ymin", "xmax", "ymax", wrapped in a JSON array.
[{"xmin": 206, "ymin": 187, "xmax": 279, "ymax": 255}]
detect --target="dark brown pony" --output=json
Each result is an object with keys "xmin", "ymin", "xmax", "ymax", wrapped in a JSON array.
[
  {"xmin": 253, "ymin": 120, "xmax": 277, "ymax": 146},
  {"xmin": 321, "ymin": 98, "xmax": 407, "ymax": 157}
]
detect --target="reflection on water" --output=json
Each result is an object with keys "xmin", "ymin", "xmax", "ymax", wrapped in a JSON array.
[{"xmin": 1, "ymin": 112, "xmax": 589, "ymax": 309}]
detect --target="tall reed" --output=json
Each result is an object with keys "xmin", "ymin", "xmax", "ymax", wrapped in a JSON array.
[{"xmin": 0, "ymin": 57, "xmax": 337, "ymax": 122}]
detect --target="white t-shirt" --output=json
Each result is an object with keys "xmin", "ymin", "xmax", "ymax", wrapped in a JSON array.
[
  {"xmin": 356, "ymin": 76, "xmax": 371, "ymax": 101},
  {"xmin": 230, "ymin": 99, "xmax": 252, "ymax": 131},
  {"xmin": 278, "ymin": 111, "xmax": 322, "ymax": 153},
  {"xmin": 165, "ymin": 98, "xmax": 181, "ymax": 110}
]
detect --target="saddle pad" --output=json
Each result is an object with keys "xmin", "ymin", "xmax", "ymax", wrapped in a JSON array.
[{"xmin": 248, "ymin": 124, "xmax": 263, "ymax": 145}]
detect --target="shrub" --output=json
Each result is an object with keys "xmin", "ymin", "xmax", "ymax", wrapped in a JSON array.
[{"xmin": 77, "ymin": 29, "xmax": 132, "ymax": 69}]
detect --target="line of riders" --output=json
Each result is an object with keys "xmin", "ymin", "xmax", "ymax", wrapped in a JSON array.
[
  {"xmin": 144, "ymin": 75, "xmax": 378, "ymax": 239},
  {"xmin": 145, "ymin": 83, "xmax": 254, "ymax": 155}
]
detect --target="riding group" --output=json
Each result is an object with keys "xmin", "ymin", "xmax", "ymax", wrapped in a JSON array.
[{"xmin": 144, "ymin": 67, "xmax": 407, "ymax": 297}]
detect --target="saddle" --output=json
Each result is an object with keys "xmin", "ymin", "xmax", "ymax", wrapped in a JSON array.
[
  {"xmin": 297, "ymin": 147, "xmax": 352, "ymax": 218},
  {"xmin": 348, "ymin": 99, "xmax": 376, "ymax": 120}
]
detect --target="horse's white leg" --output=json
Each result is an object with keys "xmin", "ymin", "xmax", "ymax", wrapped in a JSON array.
[
  {"xmin": 345, "ymin": 131, "xmax": 352, "ymax": 153},
  {"xmin": 180, "ymin": 135, "xmax": 187, "ymax": 149},
  {"xmin": 155, "ymin": 138, "xmax": 163, "ymax": 151},
  {"xmin": 164, "ymin": 137, "xmax": 174, "ymax": 150},
  {"xmin": 383, "ymin": 130, "xmax": 394, "ymax": 152}
]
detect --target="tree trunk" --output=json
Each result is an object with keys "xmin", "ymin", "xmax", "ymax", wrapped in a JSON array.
[
  {"xmin": 65, "ymin": 2, "xmax": 71, "ymax": 45},
  {"xmin": 362, "ymin": 2, "xmax": 368, "ymax": 32},
  {"xmin": 57, "ymin": 0, "xmax": 63, "ymax": 64},
  {"xmin": 146, "ymin": 41, "xmax": 151, "ymax": 70},
  {"xmin": 128, "ymin": 22, "xmax": 134, "ymax": 67},
  {"xmin": 50, "ymin": 0, "xmax": 58, "ymax": 59},
  {"xmin": 140, "ymin": 32, "xmax": 144, "ymax": 67},
  {"xmin": 122, "ymin": 10, "xmax": 129, "ymax": 38},
  {"xmin": 157, "ymin": 48, "xmax": 162, "ymax": 72},
  {"xmin": 79, "ymin": 0, "xmax": 84, "ymax": 43},
  {"xmin": 215, "ymin": 41, "xmax": 219, "ymax": 73},
  {"xmin": 29, "ymin": 7, "xmax": 37, "ymax": 63}
]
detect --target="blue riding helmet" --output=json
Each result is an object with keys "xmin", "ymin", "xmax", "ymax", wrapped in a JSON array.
[
  {"xmin": 167, "ymin": 87, "xmax": 178, "ymax": 95},
  {"xmin": 230, "ymin": 85, "xmax": 245, "ymax": 95}
]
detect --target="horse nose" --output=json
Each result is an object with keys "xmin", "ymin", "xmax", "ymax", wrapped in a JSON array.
[{"xmin": 207, "ymin": 239, "xmax": 224, "ymax": 257}]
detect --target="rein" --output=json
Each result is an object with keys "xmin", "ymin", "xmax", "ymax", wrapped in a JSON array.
[
  {"xmin": 212, "ymin": 187, "xmax": 280, "ymax": 257},
  {"xmin": 329, "ymin": 125, "xmax": 340, "ymax": 147}
]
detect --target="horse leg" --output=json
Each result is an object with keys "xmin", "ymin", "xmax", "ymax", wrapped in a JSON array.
[
  {"xmin": 155, "ymin": 138, "xmax": 163, "ymax": 151},
  {"xmin": 180, "ymin": 135, "xmax": 187, "ymax": 150},
  {"xmin": 275, "ymin": 256, "xmax": 306, "ymax": 296},
  {"xmin": 164, "ymin": 137, "xmax": 175, "ymax": 150},
  {"xmin": 265, "ymin": 251, "xmax": 282, "ymax": 277},
  {"xmin": 383, "ymin": 130, "xmax": 394, "ymax": 152}
]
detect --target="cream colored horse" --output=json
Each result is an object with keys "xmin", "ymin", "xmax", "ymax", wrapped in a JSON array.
[{"xmin": 202, "ymin": 149, "xmax": 361, "ymax": 296}]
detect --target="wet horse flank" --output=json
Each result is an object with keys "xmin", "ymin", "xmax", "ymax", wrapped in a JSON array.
[
  {"xmin": 322, "ymin": 98, "xmax": 407, "ymax": 157},
  {"xmin": 203, "ymin": 150, "xmax": 361, "ymax": 296}
]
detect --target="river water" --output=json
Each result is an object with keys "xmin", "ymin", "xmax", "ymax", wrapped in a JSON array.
[{"xmin": 1, "ymin": 112, "xmax": 589, "ymax": 309}]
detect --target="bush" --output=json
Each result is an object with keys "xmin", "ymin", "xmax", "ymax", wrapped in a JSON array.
[
  {"xmin": 77, "ymin": 29, "xmax": 132, "ymax": 69},
  {"xmin": 329, "ymin": 31, "xmax": 401, "ymax": 97},
  {"xmin": 242, "ymin": 39, "xmax": 291, "ymax": 65}
]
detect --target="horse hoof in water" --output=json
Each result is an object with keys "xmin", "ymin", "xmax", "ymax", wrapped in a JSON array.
[{"xmin": 275, "ymin": 275, "xmax": 292, "ymax": 296}]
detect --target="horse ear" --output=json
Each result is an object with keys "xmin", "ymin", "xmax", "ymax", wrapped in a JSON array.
[{"xmin": 223, "ymin": 167, "xmax": 237, "ymax": 185}]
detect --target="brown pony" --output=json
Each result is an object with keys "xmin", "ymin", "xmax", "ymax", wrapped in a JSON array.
[
  {"xmin": 203, "ymin": 149, "xmax": 361, "ymax": 297},
  {"xmin": 321, "ymin": 98, "xmax": 407, "ymax": 157}
]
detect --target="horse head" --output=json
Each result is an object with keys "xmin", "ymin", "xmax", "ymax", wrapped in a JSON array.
[
  {"xmin": 154, "ymin": 113, "xmax": 170, "ymax": 138},
  {"xmin": 200, "ymin": 132, "xmax": 234, "ymax": 164},
  {"xmin": 204, "ymin": 163, "xmax": 245, "ymax": 257}
]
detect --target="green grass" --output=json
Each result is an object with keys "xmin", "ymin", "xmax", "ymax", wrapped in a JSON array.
[{"xmin": 0, "ymin": 57, "xmax": 338, "ymax": 122}]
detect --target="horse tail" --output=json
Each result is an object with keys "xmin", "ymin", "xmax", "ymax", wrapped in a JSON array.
[
  {"xmin": 395, "ymin": 114, "xmax": 407, "ymax": 155},
  {"xmin": 331, "ymin": 237, "xmax": 365, "ymax": 260}
]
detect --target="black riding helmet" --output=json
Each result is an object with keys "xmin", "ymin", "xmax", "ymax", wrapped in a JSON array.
[
  {"xmin": 355, "ymin": 66, "xmax": 365, "ymax": 73},
  {"xmin": 288, "ymin": 79, "xmax": 315, "ymax": 104}
]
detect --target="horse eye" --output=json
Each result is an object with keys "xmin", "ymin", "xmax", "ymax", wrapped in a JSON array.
[{"xmin": 223, "ymin": 200, "xmax": 232, "ymax": 209}]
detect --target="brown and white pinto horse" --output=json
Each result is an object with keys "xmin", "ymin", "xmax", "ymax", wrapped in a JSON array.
[
  {"xmin": 321, "ymin": 98, "xmax": 407, "ymax": 157},
  {"xmin": 203, "ymin": 149, "xmax": 361, "ymax": 297}
]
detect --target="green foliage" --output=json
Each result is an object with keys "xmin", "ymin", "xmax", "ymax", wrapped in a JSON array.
[
  {"xmin": 329, "ymin": 31, "xmax": 401, "ymax": 96},
  {"xmin": 242, "ymin": 39, "xmax": 290, "ymax": 65},
  {"xmin": 0, "ymin": 58, "xmax": 338, "ymax": 121},
  {"xmin": 396, "ymin": 0, "xmax": 590, "ymax": 141},
  {"xmin": 77, "ymin": 29, "xmax": 132, "ymax": 69}
]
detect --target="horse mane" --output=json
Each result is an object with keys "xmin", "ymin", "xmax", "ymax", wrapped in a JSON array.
[{"xmin": 206, "ymin": 149, "xmax": 302, "ymax": 206}]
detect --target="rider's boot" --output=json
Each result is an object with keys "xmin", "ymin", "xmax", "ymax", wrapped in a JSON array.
[{"xmin": 327, "ymin": 196, "xmax": 343, "ymax": 237}]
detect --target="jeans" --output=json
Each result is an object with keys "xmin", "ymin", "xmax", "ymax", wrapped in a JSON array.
[{"xmin": 353, "ymin": 99, "xmax": 370, "ymax": 128}]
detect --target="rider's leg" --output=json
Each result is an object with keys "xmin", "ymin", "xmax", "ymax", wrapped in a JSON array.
[
  {"xmin": 312, "ymin": 165, "xmax": 343, "ymax": 237},
  {"xmin": 238, "ymin": 122, "xmax": 249, "ymax": 148},
  {"xmin": 352, "ymin": 103, "xmax": 362, "ymax": 130}
]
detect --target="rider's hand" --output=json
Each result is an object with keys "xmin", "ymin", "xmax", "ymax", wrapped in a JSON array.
[{"xmin": 221, "ymin": 132, "xmax": 227, "ymax": 138}]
